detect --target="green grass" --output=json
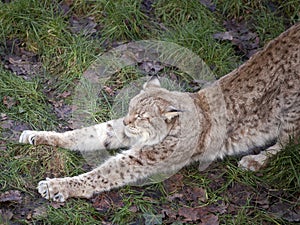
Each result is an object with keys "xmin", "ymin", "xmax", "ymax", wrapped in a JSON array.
[
  {"xmin": 0, "ymin": 66, "xmax": 56, "ymax": 130},
  {"xmin": 72, "ymin": 0, "xmax": 155, "ymax": 41},
  {"xmin": 0, "ymin": 0, "xmax": 299, "ymax": 224},
  {"xmin": 215, "ymin": 0, "xmax": 300, "ymax": 44},
  {"xmin": 262, "ymin": 139, "xmax": 300, "ymax": 192},
  {"xmin": 254, "ymin": 10, "xmax": 286, "ymax": 44},
  {"xmin": 43, "ymin": 200, "xmax": 102, "ymax": 224},
  {"xmin": 0, "ymin": 0, "xmax": 101, "ymax": 92},
  {"xmin": 154, "ymin": 0, "xmax": 239, "ymax": 76},
  {"xmin": 0, "ymin": 143, "xmax": 85, "ymax": 193},
  {"xmin": 214, "ymin": 0, "xmax": 300, "ymax": 22},
  {"xmin": 214, "ymin": 0, "xmax": 267, "ymax": 19}
]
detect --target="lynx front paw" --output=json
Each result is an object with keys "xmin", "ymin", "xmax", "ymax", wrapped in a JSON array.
[
  {"xmin": 19, "ymin": 130, "xmax": 39, "ymax": 145},
  {"xmin": 238, "ymin": 154, "xmax": 267, "ymax": 171},
  {"xmin": 38, "ymin": 178, "xmax": 69, "ymax": 202}
]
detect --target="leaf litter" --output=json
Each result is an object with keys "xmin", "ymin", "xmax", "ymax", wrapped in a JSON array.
[
  {"xmin": 199, "ymin": 0, "xmax": 216, "ymax": 12},
  {"xmin": 0, "ymin": 2, "xmax": 299, "ymax": 224},
  {"xmin": 68, "ymin": 16, "xmax": 98, "ymax": 36},
  {"xmin": 0, "ymin": 117, "xmax": 30, "ymax": 142},
  {"xmin": 91, "ymin": 162, "xmax": 300, "ymax": 224},
  {"xmin": 1, "ymin": 51, "xmax": 299, "ymax": 225},
  {"xmin": 0, "ymin": 39, "xmax": 43, "ymax": 80},
  {"xmin": 0, "ymin": 190, "xmax": 22, "ymax": 204},
  {"xmin": 213, "ymin": 19, "xmax": 260, "ymax": 59},
  {"xmin": 1, "ymin": 44, "xmax": 299, "ymax": 225}
]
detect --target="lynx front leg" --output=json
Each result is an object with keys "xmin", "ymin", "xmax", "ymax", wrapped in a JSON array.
[
  {"xmin": 239, "ymin": 116, "xmax": 300, "ymax": 171},
  {"xmin": 37, "ymin": 148, "xmax": 160, "ymax": 202},
  {"xmin": 37, "ymin": 141, "xmax": 181, "ymax": 202},
  {"xmin": 19, "ymin": 118, "xmax": 132, "ymax": 151}
]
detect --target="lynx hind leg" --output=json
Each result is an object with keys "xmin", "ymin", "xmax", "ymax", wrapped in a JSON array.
[
  {"xmin": 239, "ymin": 109, "xmax": 300, "ymax": 171},
  {"xmin": 238, "ymin": 143, "xmax": 282, "ymax": 171},
  {"xmin": 198, "ymin": 161, "xmax": 212, "ymax": 171}
]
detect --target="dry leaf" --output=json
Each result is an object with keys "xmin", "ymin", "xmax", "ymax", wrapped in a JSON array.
[{"xmin": 0, "ymin": 190, "xmax": 22, "ymax": 203}]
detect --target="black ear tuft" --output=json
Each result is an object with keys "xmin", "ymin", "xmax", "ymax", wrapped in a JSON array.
[
  {"xmin": 143, "ymin": 76, "xmax": 161, "ymax": 89},
  {"xmin": 164, "ymin": 106, "xmax": 183, "ymax": 120},
  {"xmin": 168, "ymin": 108, "xmax": 183, "ymax": 113}
]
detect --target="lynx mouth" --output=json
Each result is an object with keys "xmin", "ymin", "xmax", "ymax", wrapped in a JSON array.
[{"xmin": 124, "ymin": 126, "xmax": 141, "ymax": 136}]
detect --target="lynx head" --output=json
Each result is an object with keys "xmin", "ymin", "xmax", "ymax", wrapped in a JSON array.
[{"xmin": 123, "ymin": 77, "xmax": 182, "ymax": 146}]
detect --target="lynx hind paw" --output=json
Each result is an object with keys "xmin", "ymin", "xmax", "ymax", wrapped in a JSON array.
[
  {"xmin": 19, "ymin": 130, "xmax": 39, "ymax": 145},
  {"xmin": 38, "ymin": 178, "xmax": 68, "ymax": 202},
  {"xmin": 238, "ymin": 154, "xmax": 267, "ymax": 171}
]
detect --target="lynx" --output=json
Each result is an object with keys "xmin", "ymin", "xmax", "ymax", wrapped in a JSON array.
[{"xmin": 19, "ymin": 23, "xmax": 300, "ymax": 202}]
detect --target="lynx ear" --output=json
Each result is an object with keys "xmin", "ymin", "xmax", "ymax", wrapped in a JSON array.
[
  {"xmin": 163, "ymin": 107, "xmax": 183, "ymax": 121},
  {"xmin": 143, "ymin": 76, "xmax": 161, "ymax": 90}
]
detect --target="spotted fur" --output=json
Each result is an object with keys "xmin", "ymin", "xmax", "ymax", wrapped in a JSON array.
[{"xmin": 19, "ymin": 23, "xmax": 300, "ymax": 202}]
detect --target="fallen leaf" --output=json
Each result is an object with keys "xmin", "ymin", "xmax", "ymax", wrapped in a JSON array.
[
  {"xmin": 143, "ymin": 213, "xmax": 164, "ymax": 225},
  {"xmin": 103, "ymin": 86, "xmax": 115, "ymax": 96},
  {"xmin": 200, "ymin": 214, "xmax": 219, "ymax": 225},
  {"xmin": 213, "ymin": 19, "xmax": 260, "ymax": 59},
  {"xmin": 167, "ymin": 193, "xmax": 184, "ymax": 202},
  {"xmin": 63, "ymin": 0, "xmax": 73, "ymax": 6},
  {"xmin": 178, "ymin": 206, "xmax": 209, "ymax": 222},
  {"xmin": 199, "ymin": 0, "xmax": 216, "ymax": 11},
  {"xmin": 2, "ymin": 41, "xmax": 42, "ymax": 80},
  {"xmin": 0, "ymin": 140, "xmax": 7, "ymax": 151},
  {"xmin": 283, "ymin": 210, "xmax": 300, "ymax": 222},
  {"xmin": 92, "ymin": 191, "xmax": 124, "ymax": 213},
  {"xmin": 58, "ymin": 0, "xmax": 73, "ymax": 15},
  {"xmin": 163, "ymin": 173, "xmax": 184, "ymax": 193},
  {"xmin": 32, "ymin": 205, "xmax": 48, "ymax": 219},
  {"xmin": 0, "ymin": 190, "xmax": 22, "ymax": 203},
  {"xmin": 26, "ymin": 212, "xmax": 32, "ymax": 220},
  {"xmin": 68, "ymin": 16, "xmax": 97, "ymax": 36},
  {"xmin": 1, "ymin": 113, "xmax": 8, "ymax": 120},
  {"xmin": 0, "ymin": 209, "xmax": 13, "ymax": 222},
  {"xmin": 58, "ymin": 91, "xmax": 72, "ymax": 99},
  {"xmin": 139, "ymin": 61, "xmax": 164, "ymax": 74},
  {"xmin": 187, "ymin": 186, "xmax": 207, "ymax": 203},
  {"xmin": 141, "ymin": 0, "xmax": 154, "ymax": 14},
  {"xmin": 50, "ymin": 201, "xmax": 65, "ymax": 209},
  {"xmin": 129, "ymin": 205, "xmax": 138, "ymax": 213},
  {"xmin": 0, "ymin": 119, "xmax": 30, "ymax": 142},
  {"xmin": 161, "ymin": 205, "xmax": 177, "ymax": 221},
  {"xmin": 53, "ymin": 104, "xmax": 73, "ymax": 120},
  {"xmin": 269, "ymin": 202, "xmax": 300, "ymax": 222},
  {"xmin": 225, "ymin": 183, "xmax": 253, "ymax": 207},
  {"xmin": 3, "ymin": 96, "xmax": 17, "ymax": 109},
  {"xmin": 213, "ymin": 31, "xmax": 234, "ymax": 41},
  {"xmin": 254, "ymin": 193, "xmax": 269, "ymax": 209},
  {"xmin": 0, "ymin": 119, "xmax": 14, "ymax": 129},
  {"xmin": 207, "ymin": 201, "xmax": 227, "ymax": 215},
  {"xmin": 13, "ymin": 121, "xmax": 30, "ymax": 132}
]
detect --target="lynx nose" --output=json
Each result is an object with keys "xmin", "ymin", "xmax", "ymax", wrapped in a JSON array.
[
  {"xmin": 123, "ymin": 116, "xmax": 133, "ymax": 126},
  {"xmin": 123, "ymin": 119, "xmax": 128, "ymax": 126}
]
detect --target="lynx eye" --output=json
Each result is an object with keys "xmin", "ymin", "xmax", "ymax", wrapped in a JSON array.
[{"xmin": 136, "ymin": 114, "xmax": 149, "ymax": 120}]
